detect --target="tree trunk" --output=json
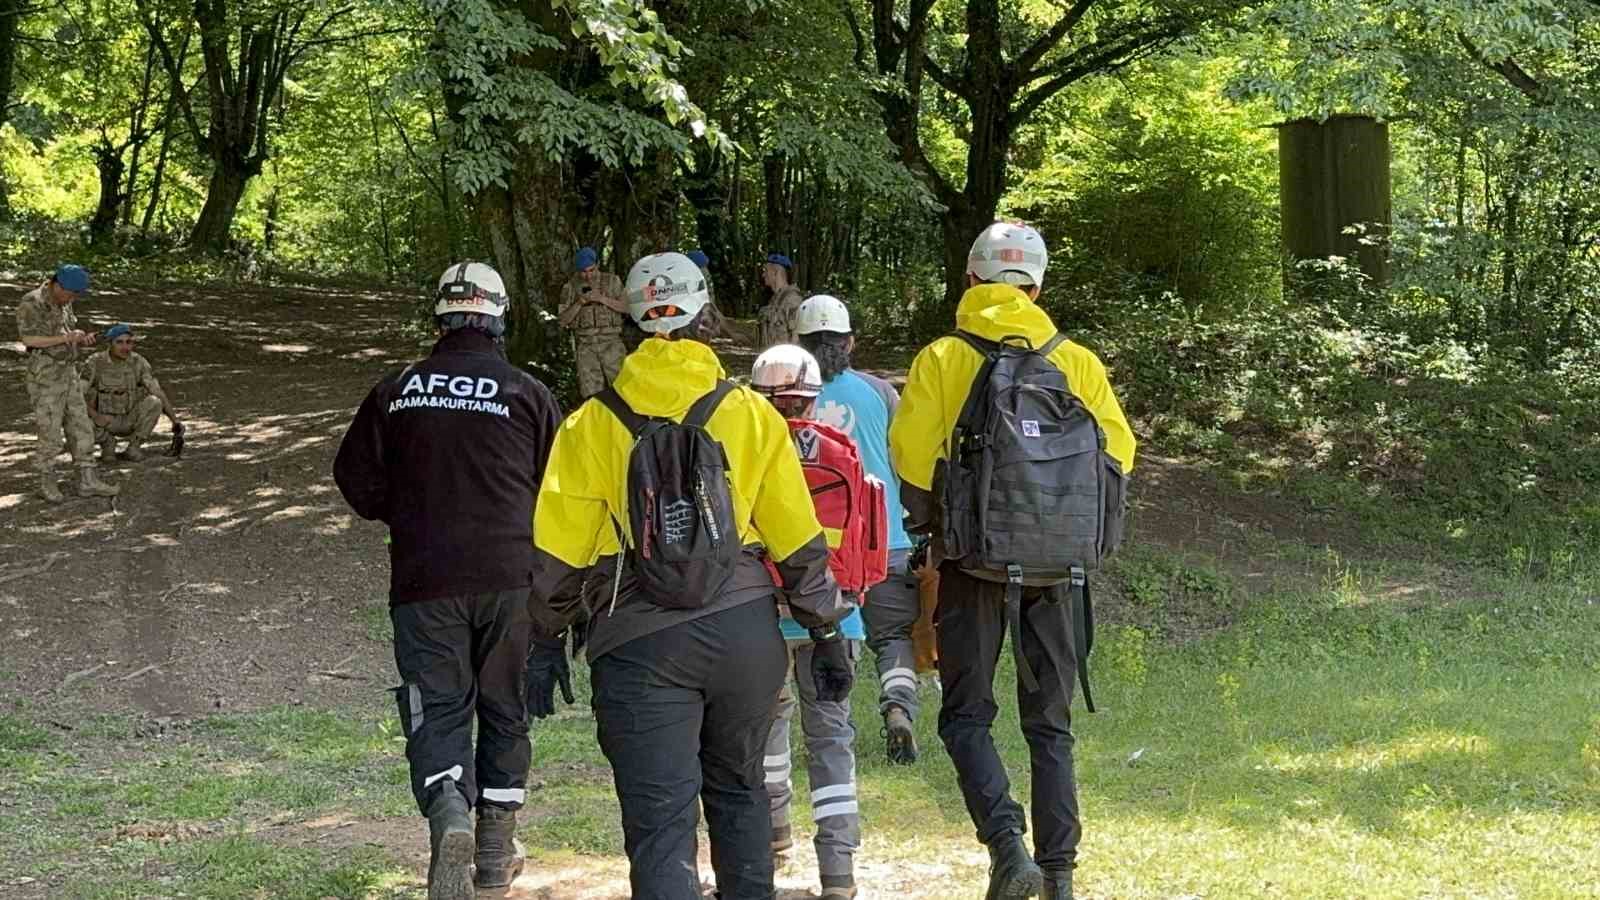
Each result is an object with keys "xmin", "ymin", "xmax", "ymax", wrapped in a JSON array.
[
  {"xmin": 474, "ymin": 150, "xmax": 570, "ymax": 372},
  {"xmin": 89, "ymin": 143, "xmax": 128, "ymax": 246},
  {"xmin": 1277, "ymin": 115, "xmax": 1393, "ymax": 291},
  {"xmin": 685, "ymin": 147, "xmax": 748, "ymax": 314},
  {"xmin": 190, "ymin": 160, "xmax": 253, "ymax": 254},
  {"xmin": 141, "ymin": 117, "xmax": 174, "ymax": 236},
  {"xmin": 123, "ymin": 41, "xmax": 160, "ymax": 228}
]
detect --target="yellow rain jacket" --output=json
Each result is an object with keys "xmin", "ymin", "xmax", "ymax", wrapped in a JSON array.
[
  {"xmin": 531, "ymin": 336, "xmax": 848, "ymax": 661},
  {"xmin": 889, "ymin": 283, "xmax": 1137, "ymax": 499}
]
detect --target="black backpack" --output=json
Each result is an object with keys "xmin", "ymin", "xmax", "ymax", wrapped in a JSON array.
[
  {"xmin": 941, "ymin": 331, "xmax": 1128, "ymax": 708},
  {"xmin": 596, "ymin": 382, "xmax": 741, "ymax": 611}
]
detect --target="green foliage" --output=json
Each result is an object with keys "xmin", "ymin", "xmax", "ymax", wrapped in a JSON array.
[{"xmin": 1012, "ymin": 55, "xmax": 1283, "ymax": 317}]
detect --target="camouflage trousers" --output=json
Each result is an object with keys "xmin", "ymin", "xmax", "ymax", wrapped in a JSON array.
[
  {"xmin": 574, "ymin": 336, "xmax": 625, "ymax": 399},
  {"xmin": 96, "ymin": 396, "xmax": 163, "ymax": 445},
  {"xmin": 23, "ymin": 357, "xmax": 94, "ymax": 472}
]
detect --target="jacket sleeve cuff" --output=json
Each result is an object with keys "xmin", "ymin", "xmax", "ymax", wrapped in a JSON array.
[
  {"xmin": 773, "ymin": 534, "xmax": 853, "ymax": 629},
  {"xmin": 530, "ymin": 546, "xmax": 589, "ymax": 637}
]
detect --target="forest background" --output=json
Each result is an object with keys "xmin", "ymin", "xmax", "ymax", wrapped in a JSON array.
[{"xmin": 3, "ymin": 0, "xmax": 1600, "ymax": 573}]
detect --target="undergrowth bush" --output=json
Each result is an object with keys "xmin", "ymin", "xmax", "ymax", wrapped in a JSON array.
[{"xmin": 1074, "ymin": 282, "xmax": 1600, "ymax": 569}]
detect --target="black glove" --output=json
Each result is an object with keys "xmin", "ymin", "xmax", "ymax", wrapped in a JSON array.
[
  {"xmin": 908, "ymin": 537, "xmax": 930, "ymax": 572},
  {"xmin": 808, "ymin": 626, "xmax": 855, "ymax": 703},
  {"xmin": 526, "ymin": 634, "xmax": 574, "ymax": 719},
  {"xmin": 166, "ymin": 420, "xmax": 186, "ymax": 458}
]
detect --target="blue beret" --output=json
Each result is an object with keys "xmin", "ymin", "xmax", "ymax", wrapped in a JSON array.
[
  {"xmin": 104, "ymin": 324, "xmax": 133, "ymax": 340},
  {"xmin": 766, "ymin": 253, "xmax": 793, "ymax": 270},
  {"xmin": 687, "ymin": 250, "xmax": 710, "ymax": 268},
  {"xmin": 54, "ymin": 264, "xmax": 90, "ymax": 293},
  {"xmin": 575, "ymin": 247, "xmax": 598, "ymax": 271}
]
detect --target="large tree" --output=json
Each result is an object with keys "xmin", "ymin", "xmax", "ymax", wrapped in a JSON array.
[
  {"xmin": 860, "ymin": 0, "xmax": 1248, "ymax": 307},
  {"xmin": 427, "ymin": 0, "xmax": 719, "ymax": 368},
  {"xmin": 135, "ymin": 0, "xmax": 393, "ymax": 253}
]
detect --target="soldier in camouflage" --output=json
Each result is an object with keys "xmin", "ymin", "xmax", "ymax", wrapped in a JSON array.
[
  {"xmin": 14, "ymin": 265, "xmax": 120, "ymax": 501},
  {"xmin": 758, "ymin": 253, "xmax": 805, "ymax": 350},
  {"xmin": 557, "ymin": 247, "xmax": 628, "ymax": 399},
  {"xmin": 84, "ymin": 323, "xmax": 180, "ymax": 462}
]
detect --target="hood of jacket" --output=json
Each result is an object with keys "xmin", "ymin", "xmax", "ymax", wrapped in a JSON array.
[
  {"xmin": 611, "ymin": 336, "xmax": 726, "ymax": 418},
  {"xmin": 953, "ymin": 283, "xmax": 1056, "ymax": 349}
]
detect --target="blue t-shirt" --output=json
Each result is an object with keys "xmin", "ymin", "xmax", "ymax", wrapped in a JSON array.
[{"xmin": 778, "ymin": 368, "xmax": 907, "ymax": 641}]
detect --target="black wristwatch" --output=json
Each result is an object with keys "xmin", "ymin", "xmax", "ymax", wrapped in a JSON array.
[{"xmin": 808, "ymin": 625, "xmax": 842, "ymax": 643}]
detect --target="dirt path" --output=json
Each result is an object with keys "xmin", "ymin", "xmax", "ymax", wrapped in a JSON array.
[{"xmin": 1, "ymin": 278, "xmax": 422, "ymax": 720}]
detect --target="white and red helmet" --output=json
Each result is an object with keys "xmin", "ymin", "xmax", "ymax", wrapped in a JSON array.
[
  {"xmin": 751, "ymin": 344, "xmax": 824, "ymax": 398},
  {"xmin": 626, "ymin": 252, "xmax": 713, "ymax": 335},
  {"xmin": 967, "ymin": 222, "xmax": 1048, "ymax": 288}
]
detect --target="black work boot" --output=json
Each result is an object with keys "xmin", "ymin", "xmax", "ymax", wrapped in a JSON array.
[
  {"xmin": 473, "ymin": 804, "xmax": 525, "ymax": 888},
  {"xmin": 425, "ymin": 780, "xmax": 475, "ymax": 900},
  {"xmin": 884, "ymin": 705, "xmax": 918, "ymax": 765},
  {"xmin": 1042, "ymin": 869, "xmax": 1073, "ymax": 899},
  {"xmin": 820, "ymin": 873, "xmax": 857, "ymax": 899},
  {"xmin": 771, "ymin": 823, "xmax": 794, "ymax": 855},
  {"xmin": 985, "ymin": 829, "xmax": 1043, "ymax": 900}
]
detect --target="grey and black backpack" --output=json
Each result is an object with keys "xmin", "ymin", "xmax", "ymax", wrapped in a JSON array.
[
  {"xmin": 596, "ymin": 382, "xmax": 741, "ymax": 611},
  {"xmin": 941, "ymin": 331, "xmax": 1128, "ymax": 708}
]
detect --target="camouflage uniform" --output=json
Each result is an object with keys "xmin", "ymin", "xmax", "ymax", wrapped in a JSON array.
[
  {"xmin": 15, "ymin": 286, "xmax": 116, "ymax": 498},
  {"xmin": 561, "ymin": 272, "xmax": 627, "ymax": 398},
  {"xmin": 759, "ymin": 284, "xmax": 805, "ymax": 350},
  {"xmin": 84, "ymin": 350, "xmax": 165, "ymax": 456}
]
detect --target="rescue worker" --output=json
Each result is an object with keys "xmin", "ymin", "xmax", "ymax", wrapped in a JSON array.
[
  {"xmin": 888, "ymin": 224, "xmax": 1137, "ymax": 900},
  {"xmin": 558, "ymin": 246, "xmax": 628, "ymax": 398},
  {"xmin": 750, "ymin": 344, "xmax": 863, "ymax": 900},
  {"xmin": 757, "ymin": 253, "xmax": 804, "ymax": 349},
  {"xmin": 333, "ymin": 262, "xmax": 563, "ymax": 900},
  {"xmin": 794, "ymin": 295, "xmax": 922, "ymax": 765},
  {"xmin": 525, "ymin": 252, "xmax": 855, "ymax": 900},
  {"xmin": 84, "ymin": 324, "xmax": 180, "ymax": 462},
  {"xmin": 14, "ymin": 264, "xmax": 120, "ymax": 500}
]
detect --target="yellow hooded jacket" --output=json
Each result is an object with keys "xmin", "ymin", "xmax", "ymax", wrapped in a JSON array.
[
  {"xmin": 531, "ymin": 336, "xmax": 847, "ymax": 660},
  {"xmin": 889, "ymin": 283, "xmax": 1137, "ymax": 500}
]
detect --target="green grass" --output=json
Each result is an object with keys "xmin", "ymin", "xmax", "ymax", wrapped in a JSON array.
[{"xmin": 4, "ymin": 548, "xmax": 1598, "ymax": 898}]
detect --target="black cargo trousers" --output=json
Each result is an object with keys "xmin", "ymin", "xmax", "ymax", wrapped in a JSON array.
[
  {"xmin": 935, "ymin": 563, "xmax": 1082, "ymax": 873},
  {"xmin": 390, "ymin": 589, "xmax": 532, "ymax": 814},
  {"xmin": 591, "ymin": 599, "xmax": 789, "ymax": 900}
]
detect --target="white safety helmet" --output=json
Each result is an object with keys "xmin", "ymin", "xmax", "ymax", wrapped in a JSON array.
[
  {"xmin": 435, "ymin": 261, "xmax": 509, "ymax": 317},
  {"xmin": 625, "ymin": 252, "xmax": 713, "ymax": 335},
  {"xmin": 751, "ymin": 344, "xmax": 824, "ymax": 398},
  {"xmin": 794, "ymin": 294, "xmax": 851, "ymax": 336},
  {"xmin": 967, "ymin": 222, "xmax": 1048, "ymax": 289}
]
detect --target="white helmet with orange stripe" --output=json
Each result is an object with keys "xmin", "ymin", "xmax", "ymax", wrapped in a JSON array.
[{"xmin": 967, "ymin": 222, "xmax": 1048, "ymax": 289}]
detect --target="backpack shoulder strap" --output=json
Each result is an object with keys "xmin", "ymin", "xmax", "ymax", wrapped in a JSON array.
[
  {"xmin": 595, "ymin": 386, "xmax": 647, "ymax": 436},
  {"xmin": 1040, "ymin": 332, "xmax": 1066, "ymax": 356},
  {"xmin": 683, "ymin": 380, "xmax": 736, "ymax": 429},
  {"xmin": 951, "ymin": 332, "xmax": 1002, "ymax": 437},
  {"xmin": 951, "ymin": 330, "xmax": 998, "ymax": 356}
]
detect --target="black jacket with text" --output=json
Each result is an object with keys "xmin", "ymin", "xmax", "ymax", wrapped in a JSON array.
[{"xmin": 333, "ymin": 328, "xmax": 562, "ymax": 605}]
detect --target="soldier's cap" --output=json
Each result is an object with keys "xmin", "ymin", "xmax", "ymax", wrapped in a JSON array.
[
  {"xmin": 766, "ymin": 253, "xmax": 793, "ymax": 270},
  {"xmin": 575, "ymin": 247, "xmax": 598, "ymax": 271},
  {"xmin": 687, "ymin": 249, "xmax": 710, "ymax": 268},
  {"xmin": 104, "ymin": 323, "xmax": 133, "ymax": 341},
  {"xmin": 54, "ymin": 264, "xmax": 90, "ymax": 293}
]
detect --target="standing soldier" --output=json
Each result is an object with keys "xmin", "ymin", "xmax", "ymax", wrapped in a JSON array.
[
  {"xmin": 757, "ymin": 253, "xmax": 804, "ymax": 350},
  {"xmin": 84, "ymin": 324, "xmax": 181, "ymax": 462},
  {"xmin": 14, "ymin": 264, "xmax": 119, "ymax": 501},
  {"xmin": 794, "ymin": 295, "xmax": 923, "ymax": 766},
  {"xmin": 525, "ymin": 252, "xmax": 855, "ymax": 900},
  {"xmin": 889, "ymin": 224, "xmax": 1137, "ymax": 900},
  {"xmin": 558, "ymin": 246, "xmax": 628, "ymax": 398},
  {"xmin": 686, "ymin": 249, "xmax": 715, "ymax": 306},
  {"xmin": 333, "ymin": 262, "xmax": 563, "ymax": 900}
]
